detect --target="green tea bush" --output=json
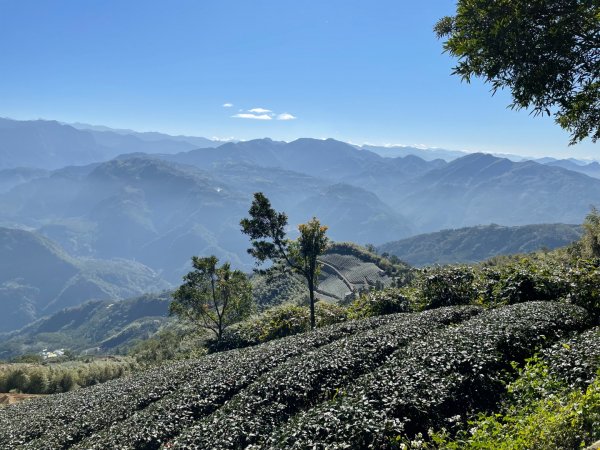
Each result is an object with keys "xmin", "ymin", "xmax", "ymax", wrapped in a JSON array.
[
  {"xmin": 170, "ymin": 307, "xmax": 481, "ymax": 449},
  {"xmin": 0, "ymin": 303, "xmax": 591, "ymax": 450},
  {"xmin": 209, "ymin": 301, "xmax": 348, "ymax": 352},
  {"xmin": 26, "ymin": 313, "xmax": 396, "ymax": 450},
  {"xmin": 265, "ymin": 302, "xmax": 589, "ymax": 449},
  {"xmin": 433, "ymin": 355, "xmax": 600, "ymax": 449},
  {"xmin": 411, "ymin": 265, "xmax": 477, "ymax": 310},
  {"xmin": 347, "ymin": 288, "xmax": 411, "ymax": 319},
  {"xmin": 542, "ymin": 326, "xmax": 600, "ymax": 389}
]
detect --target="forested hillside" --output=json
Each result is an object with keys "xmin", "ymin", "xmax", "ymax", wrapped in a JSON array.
[{"xmin": 379, "ymin": 223, "xmax": 582, "ymax": 266}]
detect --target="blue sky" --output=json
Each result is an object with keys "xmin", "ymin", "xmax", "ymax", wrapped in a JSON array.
[{"xmin": 0, "ymin": 0, "xmax": 597, "ymax": 159}]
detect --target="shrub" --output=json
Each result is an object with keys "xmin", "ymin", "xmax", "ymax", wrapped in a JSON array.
[
  {"xmin": 209, "ymin": 301, "xmax": 348, "ymax": 352},
  {"xmin": 169, "ymin": 306, "xmax": 481, "ymax": 449},
  {"xmin": 412, "ymin": 265, "xmax": 477, "ymax": 310},
  {"xmin": 0, "ymin": 312, "xmax": 395, "ymax": 449},
  {"xmin": 347, "ymin": 288, "xmax": 411, "ymax": 319},
  {"xmin": 433, "ymin": 359, "xmax": 600, "ymax": 449}
]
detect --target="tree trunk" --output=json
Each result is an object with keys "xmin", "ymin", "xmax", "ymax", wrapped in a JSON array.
[{"xmin": 308, "ymin": 278, "xmax": 316, "ymax": 329}]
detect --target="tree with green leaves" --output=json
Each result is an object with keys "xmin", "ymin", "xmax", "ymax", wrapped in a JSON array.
[
  {"xmin": 581, "ymin": 207, "xmax": 600, "ymax": 258},
  {"xmin": 240, "ymin": 192, "xmax": 329, "ymax": 329},
  {"xmin": 170, "ymin": 255, "xmax": 253, "ymax": 342},
  {"xmin": 435, "ymin": 0, "xmax": 600, "ymax": 144}
]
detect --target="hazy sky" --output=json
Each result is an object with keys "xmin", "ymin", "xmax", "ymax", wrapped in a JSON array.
[{"xmin": 1, "ymin": 0, "xmax": 597, "ymax": 159}]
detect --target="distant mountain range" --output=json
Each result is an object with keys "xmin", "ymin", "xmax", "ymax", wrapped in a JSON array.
[
  {"xmin": 0, "ymin": 117, "xmax": 599, "ymax": 333},
  {"xmin": 0, "ymin": 118, "xmax": 222, "ymax": 170},
  {"xmin": 378, "ymin": 223, "xmax": 583, "ymax": 266}
]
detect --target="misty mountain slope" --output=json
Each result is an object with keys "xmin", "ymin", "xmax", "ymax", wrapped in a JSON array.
[
  {"xmin": 211, "ymin": 162, "xmax": 331, "ymax": 206},
  {"xmin": 361, "ymin": 144, "xmax": 468, "ymax": 161},
  {"xmin": 159, "ymin": 138, "xmax": 386, "ymax": 181},
  {"xmin": 0, "ymin": 227, "xmax": 169, "ymax": 333},
  {"xmin": 378, "ymin": 223, "xmax": 583, "ymax": 266},
  {"xmin": 0, "ymin": 168, "xmax": 49, "ymax": 193},
  {"xmin": 149, "ymin": 138, "xmax": 445, "ymax": 201},
  {"xmin": 70, "ymin": 122, "xmax": 219, "ymax": 148},
  {"xmin": 546, "ymin": 159, "xmax": 600, "ymax": 179},
  {"xmin": 85, "ymin": 129, "xmax": 198, "ymax": 155},
  {"xmin": 295, "ymin": 184, "xmax": 413, "ymax": 244},
  {"xmin": 394, "ymin": 153, "xmax": 600, "ymax": 231},
  {"xmin": 0, "ymin": 293, "xmax": 172, "ymax": 359},
  {"xmin": 0, "ymin": 157, "xmax": 254, "ymax": 280},
  {"xmin": 341, "ymin": 154, "xmax": 447, "ymax": 200},
  {"xmin": 0, "ymin": 118, "xmax": 109, "ymax": 170}
]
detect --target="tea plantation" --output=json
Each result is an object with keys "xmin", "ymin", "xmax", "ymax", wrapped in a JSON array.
[{"xmin": 0, "ymin": 301, "xmax": 595, "ymax": 449}]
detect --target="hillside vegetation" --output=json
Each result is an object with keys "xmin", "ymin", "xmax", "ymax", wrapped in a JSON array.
[
  {"xmin": 0, "ymin": 243, "xmax": 405, "ymax": 360},
  {"xmin": 379, "ymin": 223, "xmax": 582, "ymax": 266},
  {"xmin": 1, "ymin": 221, "xmax": 600, "ymax": 447},
  {"xmin": 0, "ymin": 302, "xmax": 594, "ymax": 449}
]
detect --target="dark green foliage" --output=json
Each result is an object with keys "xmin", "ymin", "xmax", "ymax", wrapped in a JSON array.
[
  {"xmin": 171, "ymin": 256, "xmax": 253, "ymax": 342},
  {"xmin": 170, "ymin": 307, "xmax": 481, "ymax": 448},
  {"xmin": 50, "ymin": 313, "xmax": 397, "ymax": 449},
  {"xmin": 581, "ymin": 207, "xmax": 600, "ymax": 258},
  {"xmin": 436, "ymin": 0, "xmax": 600, "ymax": 144},
  {"xmin": 412, "ymin": 265, "xmax": 477, "ymax": 310},
  {"xmin": 0, "ymin": 303, "xmax": 590, "ymax": 449},
  {"xmin": 267, "ymin": 302, "xmax": 589, "ymax": 449},
  {"xmin": 475, "ymin": 254, "xmax": 600, "ymax": 319},
  {"xmin": 241, "ymin": 193, "xmax": 329, "ymax": 329},
  {"xmin": 542, "ymin": 326, "xmax": 600, "ymax": 389},
  {"xmin": 477, "ymin": 258, "xmax": 560, "ymax": 306},
  {"xmin": 433, "ymin": 335, "xmax": 600, "ymax": 449}
]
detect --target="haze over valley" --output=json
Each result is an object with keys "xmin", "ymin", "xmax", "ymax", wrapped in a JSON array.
[{"xmin": 0, "ymin": 117, "xmax": 595, "ymax": 332}]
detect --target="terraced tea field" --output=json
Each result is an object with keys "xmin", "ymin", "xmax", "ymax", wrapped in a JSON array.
[
  {"xmin": 0, "ymin": 301, "xmax": 595, "ymax": 449},
  {"xmin": 318, "ymin": 253, "xmax": 393, "ymax": 301}
]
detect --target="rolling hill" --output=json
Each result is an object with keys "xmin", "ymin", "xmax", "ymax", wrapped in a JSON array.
[
  {"xmin": 0, "ymin": 293, "xmax": 172, "ymax": 359},
  {"xmin": 0, "ymin": 227, "xmax": 169, "ymax": 333},
  {"xmin": 378, "ymin": 223, "xmax": 583, "ymax": 266}
]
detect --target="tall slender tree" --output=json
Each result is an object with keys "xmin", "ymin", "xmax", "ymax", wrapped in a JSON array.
[{"xmin": 240, "ymin": 192, "xmax": 328, "ymax": 329}]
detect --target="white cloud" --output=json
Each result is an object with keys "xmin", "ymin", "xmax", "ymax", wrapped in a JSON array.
[
  {"xmin": 276, "ymin": 113, "xmax": 297, "ymax": 121},
  {"xmin": 232, "ymin": 113, "xmax": 272, "ymax": 120},
  {"xmin": 248, "ymin": 107, "xmax": 272, "ymax": 114},
  {"xmin": 222, "ymin": 103, "xmax": 233, "ymax": 108},
  {"xmin": 211, "ymin": 136, "xmax": 236, "ymax": 142}
]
